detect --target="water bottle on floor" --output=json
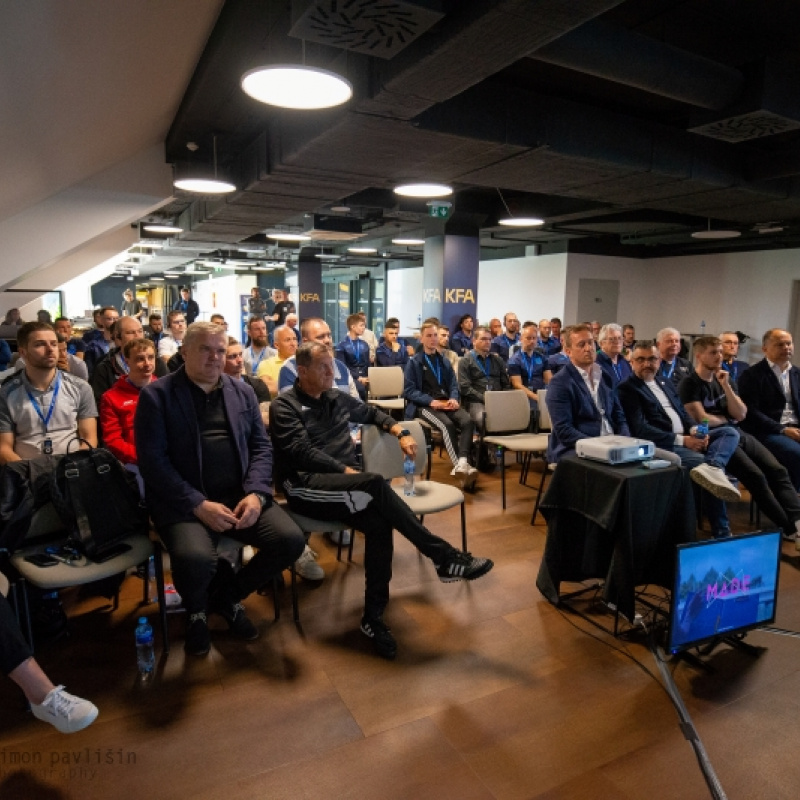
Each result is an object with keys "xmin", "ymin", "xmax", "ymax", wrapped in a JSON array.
[
  {"xmin": 135, "ymin": 617, "xmax": 155, "ymax": 679},
  {"xmin": 403, "ymin": 454, "xmax": 416, "ymax": 496}
]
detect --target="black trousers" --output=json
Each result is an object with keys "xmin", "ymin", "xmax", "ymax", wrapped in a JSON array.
[
  {"xmin": 160, "ymin": 503, "xmax": 305, "ymax": 615},
  {"xmin": 417, "ymin": 406, "xmax": 474, "ymax": 465},
  {"xmin": 727, "ymin": 431, "xmax": 800, "ymax": 535},
  {"xmin": 283, "ymin": 472, "xmax": 457, "ymax": 618},
  {"xmin": 1, "ymin": 593, "xmax": 32, "ymax": 676}
]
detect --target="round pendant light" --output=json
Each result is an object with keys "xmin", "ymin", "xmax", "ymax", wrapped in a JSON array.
[
  {"xmin": 241, "ymin": 65, "xmax": 353, "ymax": 110},
  {"xmin": 498, "ymin": 216, "xmax": 545, "ymax": 227},
  {"xmin": 394, "ymin": 183, "xmax": 453, "ymax": 198}
]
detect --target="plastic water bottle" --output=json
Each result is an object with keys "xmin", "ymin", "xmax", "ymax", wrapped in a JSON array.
[
  {"xmin": 135, "ymin": 617, "xmax": 155, "ymax": 679},
  {"xmin": 403, "ymin": 454, "xmax": 416, "ymax": 496},
  {"xmin": 695, "ymin": 418, "xmax": 709, "ymax": 439},
  {"xmin": 700, "ymin": 320, "xmax": 706, "ymax": 334}
]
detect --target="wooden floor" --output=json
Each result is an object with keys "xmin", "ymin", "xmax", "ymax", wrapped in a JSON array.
[{"xmin": 2, "ymin": 454, "xmax": 800, "ymax": 800}]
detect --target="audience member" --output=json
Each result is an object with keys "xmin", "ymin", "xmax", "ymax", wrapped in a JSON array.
[
  {"xmin": 99, "ymin": 338, "xmax": 157, "ymax": 465},
  {"xmin": 621, "ymin": 324, "xmax": 636, "ymax": 358},
  {"xmin": 223, "ymin": 338, "xmax": 271, "ymax": 427},
  {"xmin": 285, "ymin": 312, "xmax": 301, "ymax": 343},
  {"xmin": 54, "ymin": 317, "xmax": 86, "ymax": 360},
  {"xmin": 596, "ymin": 323, "xmax": 633, "ymax": 387},
  {"xmin": 356, "ymin": 312, "xmax": 378, "ymax": 364},
  {"xmin": 546, "ymin": 323, "xmax": 629, "ymax": 462},
  {"xmin": 56, "ymin": 334, "xmax": 88, "ymax": 382},
  {"xmin": 84, "ymin": 306, "xmax": 119, "ymax": 376},
  {"xmin": 719, "ymin": 330, "xmax": 749, "ymax": 388},
  {"xmin": 451, "ymin": 314, "xmax": 475, "ymax": 356},
  {"xmin": 144, "ymin": 313, "xmax": 164, "ymax": 348},
  {"xmin": 656, "ymin": 327, "xmax": 693, "ymax": 387},
  {"xmin": 458, "ymin": 325, "xmax": 511, "ymax": 430},
  {"xmin": 679, "ymin": 335, "xmax": 800, "ymax": 543},
  {"xmin": 537, "ymin": 319, "xmax": 561, "ymax": 356},
  {"xmin": 437, "ymin": 326, "xmax": 459, "ymax": 369},
  {"xmin": 257, "ymin": 325, "xmax": 298, "ymax": 396},
  {"xmin": 210, "ymin": 313, "xmax": 228, "ymax": 331},
  {"xmin": 173, "ymin": 287, "xmax": 199, "ymax": 324},
  {"xmin": 738, "ymin": 328, "xmax": 800, "ymax": 492},
  {"xmin": 158, "ymin": 311, "xmax": 187, "ymax": 363},
  {"xmin": 490, "ymin": 312, "xmax": 520, "ymax": 362},
  {"xmin": 0, "ymin": 339, "xmax": 10, "ymax": 371},
  {"xmin": 242, "ymin": 316, "xmax": 276, "ymax": 377},
  {"xmin": 270, "ymin": 341, "xmax": 493, "ymax": 659},
  {"xmin": 135, "ymin": 322, "xmax": 305, "ymax": 655},
  {"xmin": 81, "ymin": 309, "xmax": 105, "ymax": 346},
  {"xmin": 507, "ymin": 322, "xmax": 549, "ymax": 420},
  {"xmin": 547, "ymin": 329, "xmax": 571, "ymax": 376},
  {"xmin": 404, "ymin": 322, "xmax": 477, "ymax": 488},
  {"xmin": 489, "ymin": 318, "xmax": 503, "ymax": 339},
  {"xmin": 618, "ymin": 340, "xmax": 741, "ymax": 538},
  {"xmin": 247, "ymin": 287, "xmax": 266, "ymax": 317},
  {"xmin": 2, "ymin": 308, "xmax": 22, "ymax": 327},
  {"xmin": 375, "ymin": 318, "xmax": 409, "ymax": 367},
  {"xmin": 0, "ymin": 322, "xmax": 97, "ymax": 463},
  {"xmin": 550, "ymin": 318, "xmax": 562, "ymax": 341},
  {"xmin": 120, "ymin": 288, "xmax": 143, "ymax": 319},
  {"xmin": 335, "ymin": 313, "xmax": 371, "ymax": 401}
]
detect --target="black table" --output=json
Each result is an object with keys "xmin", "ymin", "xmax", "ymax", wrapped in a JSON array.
[{"xmin": 536, "ymin": 453, "xmax": 696, "ymax": 621}]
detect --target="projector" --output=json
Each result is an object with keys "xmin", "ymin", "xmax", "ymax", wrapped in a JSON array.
[{"xmin": 575, "ymin": 436, "xmax": 655, "ymax": 465}]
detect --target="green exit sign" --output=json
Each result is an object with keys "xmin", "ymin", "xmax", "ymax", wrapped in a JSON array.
[{"xmin": 428, "ymin": 202, "xmax": 452, "ymax": 219}]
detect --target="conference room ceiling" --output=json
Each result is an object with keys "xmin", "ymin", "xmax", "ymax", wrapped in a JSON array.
[{"xmin": 140, "ymin": 0, "xmax": 800, "ymax": 272}]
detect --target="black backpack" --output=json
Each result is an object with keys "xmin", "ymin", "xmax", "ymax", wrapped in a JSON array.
[{"xmin": 50, "ymin": 439, "xmax": 147, "ymax": 560}]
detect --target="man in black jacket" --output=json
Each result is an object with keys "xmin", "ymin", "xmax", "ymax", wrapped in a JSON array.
[
  {"xmin": 270, "ymin": 342, "xmax": 493, "ymax": 660},
  {"xmin": 738, "ymin": 328, "xmax": 800, "ymax": 492}
]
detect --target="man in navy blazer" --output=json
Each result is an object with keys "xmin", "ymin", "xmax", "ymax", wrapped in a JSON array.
[
  {"xmin": 739, "ymin": 328, "xmax": 800, "ymax": 491},
  {"xmin": 545, "ymin": 324, "xmax": 630, "ymax": 462},
  {"xmin": 136, "ymin": 321, "xmax": 304, "ymax": 656},
  {"xmin": 618, "ymin": 340, "xmax": 742, "ymax": 537}
]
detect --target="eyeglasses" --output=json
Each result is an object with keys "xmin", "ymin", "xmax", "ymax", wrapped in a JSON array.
[{"xmin": 632, "ymin": 356, "xmax": 659, "ymax": 363}]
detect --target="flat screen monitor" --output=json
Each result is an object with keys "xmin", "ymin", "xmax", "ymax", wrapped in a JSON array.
[{"xmin": 667, "ymin": 530, "xmax": 782, "ymax": 654}]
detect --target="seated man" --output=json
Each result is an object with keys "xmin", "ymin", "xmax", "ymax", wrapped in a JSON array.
[
  {"xmin": 278, "ymin": 317, "xmax": 360, "ymax": 399},
  {"xmin": 356, "ymin": 312, "xmax": 378, "ymax": 364},
  {"xmin": 256, "ymin": 325, "xmax": 298, "ymax": 396},
  {"xmin": 437, "ymin": 325, "xmax": 459, "ymax": 370},
  {"xmin": 99, "ymin": 337, "xmax": 157, "ymax": 466},
  {"xmin": 546, "ymin": 323, "xmax": 630, "ymax": 462},
  {"xmin": 144, "ymin": 313, "xmax": 164, "ymax": 349},
  {"xmin": 135, "ymin": 322, "xmax": 305, "ymax": 655},
  {"xmin": 656, "ymin": 327, "xmax": 693, "ymax": 387},
  {"xmin": 241, "ymin": 315, "xmax": 276, "ymax": 377},
  {"xmin": 54, "ymin": 317, "xmax": 86, "ymax": 361},
  {"xmin": 0, "ymin": 322, "xmax": 97, "ymax": 464},
  {"xmin": 506, "ymin": 322, "xmax": 549, "ymax": 422},
  {"xmin": 738, "ymin": 328, "xmax": 800, "ymax": 492},
  {"xmin": 335, "ymin": 313, "xmax": 371, "ymax": 400},
  {"xmin": 488, "ymin": 318, "xmax": 503, "ymax": 339},
  {"xmin": 537, "ymin": 318, "xmax": 561, "ymax": 357},
  {"xmin": 450, "ymin": 314, "xmax": 474, "ymax": 356},
  {"xmin": 490, "ymin": 312, "xmax": 520, "ymax": 362},
  {"xmin": 375, "ymin": 318, "xmax": 409, "ymax": 367},
  {"xmin": 0, "ymin": 590, "xmax": 97, "ymax": 733},
  {"xmin": 546, "ymin": 329, "xmax": 570, "ymax": 377},
  {"xmin": 56, "ymin": 333, "xmax": 88, "ymax": 382},
  {"xmin": 90, "ymin": 316, "xmax": 167, "ymax": 406},
  {"xmin": 83, "ymin": 306, "xmax": 119, "ymax": 377},
  {"xmin": 621, "ymin": 324, "xmax": 636, "ymax": 358},
  {"xmin": 719, "ymin": 330, "xmax": 749, "ymax": 388},
  {"xmin": 209, "ymin": 313, "xmax": 228, "ymax": 331},
  {"xmin": 679, "ymin": 335, "xmax": 800, "ymax": 545},
  {"xmin": 223, "ymin": 337, "xmax": 271, "ymax": 426},
  {"xmin": 270, "ymin": 342, "xmax": 493, "ymax": 659},
  {"xmin": 618, "ymin": 340, "xmax": 742, "ymax": 538},
  {"xmin": 596, "ymin": 323, "xmax": 633, "ymax": 387},
  {"xmin": 404, "ymin": 321, "xmax": 477, "ymax": 487},
  {"xmin": 458, "ymin": 325, "xmax": 511, "ymax": 429},
  {"xmin": 157, "ymin": 310, "xmax": 187, "ymax": 365}
]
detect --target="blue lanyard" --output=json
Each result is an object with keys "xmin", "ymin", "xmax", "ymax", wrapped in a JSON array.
[
  {"xmin": 521, "ymin": 351, "xmax": 537, "ymax": 385},
  {"xmin": 722, "ymin": 361, "xmax": 737, "ymax": 381},
  {"xmin": 661, "ymin": 360, "xmax": 676, "ymax": 379},
  {"xmin": 611, "ymin": 359, "xmax": 622, "ymax": 381},
  {"xmin": 424, "ymin": 353, "xmax": 442, "ymax": 384},
  {"xmin": 504, "ymin": 334, "xmax": 516, "ymax": 349},
  {"xmin": 25, "ymin": 372, "xmax": 61, "ymax": 434},
  {"xmin": 115, "ymin": 351, "xmax": 130, "ymax": 375},
  {"xmin": 249, "ymin": 346, "xmax": 267, "ymax": 375},
  {"xmin": 472, "ymin": 351, "xmax": 490, "ymax": 378}
]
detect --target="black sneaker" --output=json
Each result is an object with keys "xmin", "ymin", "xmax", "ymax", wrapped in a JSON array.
[
  {"xmin": 436, "ymin": 551, "xmax": 494, "ymax": 583},
  {"xmin": 210, "ymin": 599, "xmax": 259, "ymax": 641},
  {"xmin": 185, "ymin": 612, "xmax": 211, "ymax": 656},
  {"xmin": 360, "ymin": 616, "xmax": 397, "ymax": 660}
]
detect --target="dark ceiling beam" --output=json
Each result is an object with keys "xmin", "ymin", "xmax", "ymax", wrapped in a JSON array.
[{"xmin": 533, "ymin": 19, "xmax": 743, "ymax": 110}]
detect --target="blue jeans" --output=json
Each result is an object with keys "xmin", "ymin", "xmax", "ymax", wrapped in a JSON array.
[
  {"xmin": 703, "ymin": 425, "xmax": 740, "ymax": 469},
  {"xmin": 674, "ymin": 446, "xmax": 729, "ymax": 536},
  {"xmin": 761, "ymin": 432, "xmax": 800, "ymax": 492}
]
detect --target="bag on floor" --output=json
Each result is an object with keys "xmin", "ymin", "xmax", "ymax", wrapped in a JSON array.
[{"xmin": 50, "ymin": 439, "xmax": 147, "ymax": 560}]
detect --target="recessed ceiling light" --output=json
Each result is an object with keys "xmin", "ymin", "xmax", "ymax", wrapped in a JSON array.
[
  {"xmin": 266, "ymin": 232, "xmax": 310, "ymax": 242},
  {"xmin": 392, "ymin": 237, "xmax": 425, "ymax": 246},
  {"xmin": 151, "ymin": 277, "xmax": 165, "ymax": 282},
  {"xmin": 498, "ymin": 216, "xmax": 545, "ymax": 227},
  {"xmin": 330, "ymin": 205, "xmax": 351, "ymax": 213},
  {"xmin": 163, "ymin": 273, "xmax": 181, "ymax": 278},
  {"xmin": 394, "ymin": 183, "xmax": 453, "ymax": 198},
  {"xmin": 174, "ymin": 177, "xmax": 236, "ymax": 194},
  {"xmin": 143, "ymin": 223, "xmax": 183, "ymax": 234},
  {"xmin": 348, "ymin": 247, "xmax": 377, "ymax": 254},
  {"xmin": 241, "ymin": 65, "xmax": 352, "ymax": 110},
  {"xmin": 691, "ymin": 229, "xmax": 741, "ymax": 239}
]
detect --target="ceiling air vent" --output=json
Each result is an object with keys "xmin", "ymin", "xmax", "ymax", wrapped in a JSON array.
[
  {"xmin": 289, "ymin": 0, "xmax": 444, "ymax": 59},
  {"xmin": 689, "ymin": 110, "xmax": 800, "ymax": 143}
]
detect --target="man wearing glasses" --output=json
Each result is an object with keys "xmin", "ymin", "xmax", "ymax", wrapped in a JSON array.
[{"xmin": 618, "ymin": 340, "xmax": 741, "ymax": 538}]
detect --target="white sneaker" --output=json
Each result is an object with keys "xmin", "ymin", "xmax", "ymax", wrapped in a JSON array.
[
  {"xmin": 690, "ymin": 464, "xmax": 741, "ymax": 502},
  {"xmin": 325, "ymin": 530, "xmax": 351, "ymax": 546},
  {"xmin": 294, "ymin": 545, "xmax": 324, "ymax": 581},
  {"xmin": 30, "ymin": 686, "xmax": 98, "ymax": 734},
  {"xmin": 451, "ymin": 457, "xmax": 471, "ymax": 477}
]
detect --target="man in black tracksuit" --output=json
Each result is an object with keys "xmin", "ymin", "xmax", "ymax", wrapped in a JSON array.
[{"xmin": 270, "ymin": 342, "xmax": 493, "ymax": 660}]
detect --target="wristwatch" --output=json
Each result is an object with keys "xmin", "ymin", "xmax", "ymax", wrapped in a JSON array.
[
  {"xmin": 397, "ymin": 428, "xmax": 411, "ymax": 439},
  {"xmin": 251, "ymin": 492, "xmax": 269, "ymax": 508}
]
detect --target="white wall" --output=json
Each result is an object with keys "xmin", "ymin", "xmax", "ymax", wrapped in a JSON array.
[
  {"xmin": 386, "ymin": 267, "xmax": 424, "ymax": 334},
  {"xmin": 477, "ymin": 253, "xmax": 568, "ymax": 325}
]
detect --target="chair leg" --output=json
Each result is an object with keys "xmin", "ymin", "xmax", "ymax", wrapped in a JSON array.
[
  {"xmin": 290, "ymin": 565, "xmax": 300, "ymax": 626},
  {"xmin": 152, "ymin": 545, "xmax": 170, "ymax": 655},
  {"xmin": 460, "ymin": 502, "xmax": 467, "ymax": 552},
  {"xmin": 500, "ymin": 450, "xmax": 506, "ymax": 510},
  {"xmin": 531, "ymin": 465, "xmax": 549, "ymax": 526},
  {"xmin": 348, "ymin": 528, "xmax": 356, "ymax": 562}
]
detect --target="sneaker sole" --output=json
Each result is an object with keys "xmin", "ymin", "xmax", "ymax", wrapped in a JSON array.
[
  {"xmin": 689, "ymin": 469, "xmax": 741, "ymax": 502},
  {"xmin": 439, "ymin": 559, "xmax": 494, "ymax": 583},
  {"xmin": 360, "ymin": 624, "xmax": 397, "ymax": 660},
  {"xmin": 296, "ymin": 568, "xmax": 325, "ymax": 581},
  {"xmin": 461, "ymin": 470, "xmax": 478, "ymax": 491}
]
